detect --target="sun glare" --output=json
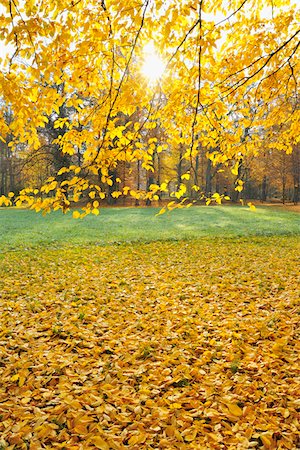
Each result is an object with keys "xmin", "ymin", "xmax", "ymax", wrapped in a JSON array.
[{"xmin": 141, "ymin": 42, "xmax": 165, "ymax": 83}]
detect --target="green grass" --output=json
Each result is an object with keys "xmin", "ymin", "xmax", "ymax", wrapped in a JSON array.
[{"xmin": 0, "ymin": 205, "xmax": 298, "ymax": 250}]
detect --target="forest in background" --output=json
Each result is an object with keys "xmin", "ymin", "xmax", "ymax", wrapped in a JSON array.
[
  {"xmin": 1, "ymin": 109, "xmax": 299, "ymax": 205},
  {"xmin": 0, "ymin": 0, "xmax": 299, "ymax": 214}
]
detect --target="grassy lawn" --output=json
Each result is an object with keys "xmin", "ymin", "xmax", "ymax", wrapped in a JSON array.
[
  {"xmin": 0, "ymin": 205, "xmax": 299, "ymax": 250},
  {"xmin": 0, "ymin": 206, "xmax": 299, "ymax": 448}
]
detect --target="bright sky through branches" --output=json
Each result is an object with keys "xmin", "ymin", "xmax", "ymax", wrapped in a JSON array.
[{"xmin": 141, "ymin": 41, "xmax": 165, "ymax": 83}]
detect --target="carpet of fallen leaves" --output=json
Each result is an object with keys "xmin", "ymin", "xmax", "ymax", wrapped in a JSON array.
[{"xmin": 0, "ymin": 237, "xmax": 299, "ymax": 450}]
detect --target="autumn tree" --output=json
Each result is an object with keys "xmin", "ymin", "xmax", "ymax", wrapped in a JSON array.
[{"xmin": 0, "ymin": 0, "xmax": 298, "ymax": 215}]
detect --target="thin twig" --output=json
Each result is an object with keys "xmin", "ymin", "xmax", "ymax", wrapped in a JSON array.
[
  {"xmin": 8, "ymin": 0, "xmax": 19, "ymax": 68},
  {"xmin": 86, "ymin": 0, "xmax": 150, "ymax": 167},
  {"xmin": 219, "ymin": 29, "xmax": 300, "ymax": 97}
]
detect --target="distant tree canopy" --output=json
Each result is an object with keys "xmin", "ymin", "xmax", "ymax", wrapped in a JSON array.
[{"xmin": 0, "ymin": 0, "xmax": 299, "ymax": 215}]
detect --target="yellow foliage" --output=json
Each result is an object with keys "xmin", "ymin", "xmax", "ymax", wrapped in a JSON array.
[
  {"xmin": 89, "ymin": 436, "xmax": 110, "ymax": 450},
  {"xmin": 0, "ymin": 236, "xmax": 299, "ymax": 447},
  {"xmin": 247, "ymin": 202, "xmax": 256, "ymax": 211},
  {"xmin": 1, "ymin": 0, "xmax": 298, "ymax": 212},
  {"xmin": 181, "ymin": 173, "xmax": 190, "ymax": 181},
  {"xmin": 226, "ymin": 403, "xmax": 243, "ymax": 417},
  {"xmin": 72, "ymin": 211, "xmax": 81, "ymax": 219}
]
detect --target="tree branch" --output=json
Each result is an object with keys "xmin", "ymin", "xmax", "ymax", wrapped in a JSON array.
[{"xmin": 219, "ymin": 28, "xmax": 300, "ymax": 98}]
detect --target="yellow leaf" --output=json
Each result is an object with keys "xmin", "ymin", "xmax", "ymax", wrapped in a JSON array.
[
  {"xmin": 260, "ymin": 433, "xmax": 274, "ymax": 449},
  {"xmin": 8, "ymin": 192, "xmax": 14, "ymax": 198},
  {"xmin": 165, "ymin": 425, "xmax": 176, "ymax": 437},
  {"xmin": 235, "ymin": 180, "xmax": 244, "ymax": 192},
  {"xmin": 57, "ymin": 167, "xmax": 69, "ymax": 175},
  {"xmin": 128, "ymin": 433, "xmax": 147, "ymax": 445},
  {"xmin": 90, "ymin": 436, "xmax": 109, "ymax": 450},
  {"xmin": 231, "ymin": 161, "xmax": 239, "ymax": 176},
  {"xmin": 181, "ymin": 173, "xmax": 190, "ymax": 180},
  {"xmin": 235, "ymin": 185, "xmax": 243, "ymax": 192},
  {"xmin": 167, "ymin": 201, "xmax": 175, "ymax": 209},
  {"xmin": 184, "ymin": 428, "xmax": 198, "ymax": 442},
  {"xmin": 247, "ymin": 202, "xmax": 256, "ymax": 211},
  {"xmin": 111, "ymin": 191, "xmax": 122, "ymax": 198},
  {"xmin": 227, "ymin": 403, "xmax": 243, "ymax": 416},
  {"xmin": 283, "ymin": 409, "xmax": 290, "ymax": 418},
  {"xmin": 19, "ymin": 374, "xmax": 26, "ymax": 387},
  {"xmin": 73, "ymin": 421, "xmax": 89, "ymax": 434},
  {"xmin": 156, "ymin": 207, "xmax": 166, "ymax": 216},
  {"xmin": 73, "ymin": 211, "xmax": 81, "ymax": 219},
  {"xmin": 170, "ymin": 402, "xmax": 182, "ymax": 409},
  {"xmin": 174, "ymin": 429, "xmax": 184, "ymax": 442},
  {"xmin": 92, "ymin": 208, "xmax": 99, "ymax": 216}
]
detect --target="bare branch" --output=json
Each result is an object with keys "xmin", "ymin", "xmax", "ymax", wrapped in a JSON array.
[
  {"xmin": 8, "ymin": 0, "xmax": 19, "ymax": 68},
  {"xmin": 11, "ymin": 0, "xmax": 39, "ymax": 66},
  {"xmin": 87, "ymin": 0, "xmax": 151, "ymax": 166},
  {"xmin": 190, "ymin": 0, "xmax": 204, "ymax": 156},
  {"xmin": 219, "ymin": 29, "xmax": 300, "ymax": 98},
  {"xmin": 167, "ymin": 0, "xmax": 249, "ymax": 67}
]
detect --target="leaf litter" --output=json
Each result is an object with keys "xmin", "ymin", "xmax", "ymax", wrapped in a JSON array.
[{"xmin": 0, "ymin": 237, "xmax": 299, "ymax": 449}]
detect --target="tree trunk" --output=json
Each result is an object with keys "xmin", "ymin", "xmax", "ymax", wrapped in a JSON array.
[
  {"xmin": 146, "ymin": 174, "xmax": 154, "ymax": 206},
  {"xmin": 135, "ymin": 160, "xmax": 141, "ymax": 206},
  {"xmin": 261, "ymin": 175, "xmax": 268, "ymax": 202},
  {"xmin": 205, "ymin": 159, "xmax": 212, "ymax": 197},
  {"xmin": 176, "ymin": 144, "xmax": 184, "ymax": 190},
  {"xmin": 292, "ymin": 145, "xmax": 300, "ymax": 204},
  {"xmin": 282, "ymin": 175, "xmax": 286, "ymax": 204},
  {"xmin": 191, "ymin": 154, "xmax": 199, "ymax": 199}
]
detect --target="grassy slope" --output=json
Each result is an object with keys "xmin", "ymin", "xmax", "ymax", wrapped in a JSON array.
[{"xmin": 0, "ymin": 205, "xmax": 299, "ymax": 250}]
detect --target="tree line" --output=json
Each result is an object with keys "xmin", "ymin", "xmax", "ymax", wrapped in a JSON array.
[
  {"xmin": 0, "ymin": 0, "xmax": 299, "ymax": 214},
  {"xmin": 1, "ymin": 99, "xmax": 299, "ymax": 205}
]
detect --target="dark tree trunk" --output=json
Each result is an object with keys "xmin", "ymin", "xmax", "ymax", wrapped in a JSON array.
[
  {"xmin": 107, "ymin": 169, "xmax": 117, "ymax": 205},
  {"xmin": 146, "ymin": 174, "xmax": 154, "ymax": 206},
  {"xmin": 135, "ymin": 160, "xmax": 141, "ymax": 206},
  {"xmin": 176, "ymin": 145, "xmax": 184, "ymax": 190},
  {"xmin": 292, "ymin": 145, "xmax": 300, "ymax": 204},
  {"xmin": 261, "ymin": 176, "xmax": 268, "ymax": 202},
  {"xmin": 205, "ymin": 159, "xmax": 212, "ymax": 197}
]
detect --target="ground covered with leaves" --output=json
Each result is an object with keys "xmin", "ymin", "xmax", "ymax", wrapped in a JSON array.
[{"xmin": 0, "ymin": 237, "xmax": 299, "ymax": 449}]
